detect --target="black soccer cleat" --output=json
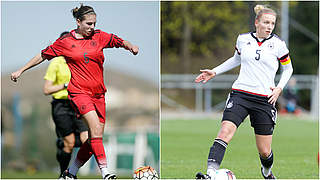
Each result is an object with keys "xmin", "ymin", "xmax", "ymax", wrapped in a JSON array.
[
  {"xmin": 261, "ymin": 167, "xmax": 276, "ymax": 179},
  {"xmin": 62, "ymin": 169, "xmax": 77, "ymax": 180},
  {"xmin": 196, "ymin": 172, "xmax": 211, "ymax": 179},
  {"xmin": 103, "ymin": 173, "xmax": 117, "ymax": 179}
]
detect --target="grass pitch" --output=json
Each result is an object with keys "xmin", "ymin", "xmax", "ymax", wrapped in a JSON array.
[
  {"xmin": 1, "ymin": 170, "xmax": 104, "ymax": 179},
  {"xmin": 161, "ymin": 115, "xmax": 318, "ymax": 179},
  {"xmin": 1, "ymin": 170, "xmax": 135, "ymax": 179}
]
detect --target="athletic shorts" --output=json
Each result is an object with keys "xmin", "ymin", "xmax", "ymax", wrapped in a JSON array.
[
  {"xmin": 222, "ymin": 90, "xmax": 277, "ymax": 135},
  {"xmin": 51, "ymin": 98, "xmax": 88, "ymax": 138},
  {"xmin": 68, "ymin": 93, "xmax": 106, "ymax": 123}
]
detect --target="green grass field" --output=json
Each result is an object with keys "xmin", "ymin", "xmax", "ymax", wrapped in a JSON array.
[
  {"xmin": 1, "ymin": 170, "xmax": 132, "ymax": 179},
  {"xmin": 161, "ymin": 115, "xmax": 318, "ymax": 179},
  {"xmin": 1, "ymin": 170, "xmax": 101, "ymax": 179}
]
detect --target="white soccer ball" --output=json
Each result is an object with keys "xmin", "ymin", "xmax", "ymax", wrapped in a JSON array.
[
  {"xmin": 133, "ymin": 166, "xmax": 159, "ymax": 180},
  {"xmin": 214, "ymin": 169, "xmax": 236, "ymax": 180}
]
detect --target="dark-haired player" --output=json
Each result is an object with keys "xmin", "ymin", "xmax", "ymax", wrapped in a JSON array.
[{"xmin": 11, "ymin": 4, "xmax": 139, "ymax": 180}]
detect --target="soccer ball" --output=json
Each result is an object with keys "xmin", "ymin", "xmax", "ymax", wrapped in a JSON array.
[
  {"xmin": 214, "ymin": 169, "xmax": 236, "ymax": 180},
  {"xmin": 133, "ymin": 166, "xmax": 159, "ymax": 180}
]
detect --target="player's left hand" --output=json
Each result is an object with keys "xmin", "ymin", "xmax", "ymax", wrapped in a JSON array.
[
  {"xmin": 130, "ymin": 45, "xmax": 139, "ymax": 55},
  {"xmin": 268, "ymin": 87, "xmax": 282, "ymax": 105}
]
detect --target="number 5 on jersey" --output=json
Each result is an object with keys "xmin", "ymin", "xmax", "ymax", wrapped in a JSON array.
[{"xmin": 255, "ymin": 49, "xmax": 261, "ymax": 61}]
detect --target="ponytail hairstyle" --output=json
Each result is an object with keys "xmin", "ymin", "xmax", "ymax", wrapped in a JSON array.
[
  {"xmin": 254, "ymin": 4, "xmax": 277, "ymax": 21},
  {"xmin": 72, "ymin": 4, "xmax": 96, "ymax": 21}
]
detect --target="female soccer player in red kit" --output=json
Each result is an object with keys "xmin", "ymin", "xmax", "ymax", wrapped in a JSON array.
[{"xmin": 11, "ymin": 4, "xmax": 138, "ymax": 179}]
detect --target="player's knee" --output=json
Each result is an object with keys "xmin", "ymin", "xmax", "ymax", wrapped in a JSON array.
[
  {"xmin": 89, "ymin": 126, "xmax": 104, "ymax": 137},
  {"xmin": 218, "ymin": 128, "xmax": 229, "ymax": 136},
  {"xmin": 259, "ymin": 149, "xmax": 271, "ymax": 158},
  {"xmin": 64, "ymin": 138, "xmax": 75, "ymax": 150},
  {"xmin": 218, "ymin": 121, "xmax": 236, "ymax": 137},
  {"xmin": 217, "ymin": 128, "xmax": 234, "ymax": 143}
]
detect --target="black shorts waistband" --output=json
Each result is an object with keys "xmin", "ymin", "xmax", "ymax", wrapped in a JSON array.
[{"xmin": 52, "ymin": 98, "xmax": 70, "ymax": 103}]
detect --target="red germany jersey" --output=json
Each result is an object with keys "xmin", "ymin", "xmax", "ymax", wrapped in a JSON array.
[{"xmin": 42, "ymin": 29, "xmax": 124, "ymax": 95}]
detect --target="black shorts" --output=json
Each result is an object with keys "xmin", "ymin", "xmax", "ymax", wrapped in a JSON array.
[
  {"xmin": 222, "ymin": 90, "xmax": 277, "ymax": 135},
  {"xmin": 51, "ymin": 98, "xmax": 88, "ymax": 138}
]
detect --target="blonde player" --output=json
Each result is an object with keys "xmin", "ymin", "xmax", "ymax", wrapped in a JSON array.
[{"xmin": 195, "ymin": 5, "xmax": 293, "ymax": 179}]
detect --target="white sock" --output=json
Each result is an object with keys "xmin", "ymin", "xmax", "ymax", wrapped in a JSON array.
[
  {"xmin": 207, "ymin": 168, "xmax": 217, "ymax": 177},
  {"xmin": 262, "ymin": 165, "xmax": 272, "ymax": 176},
  {"xmin": 101, "ymin": 167, "xmax": 111, "ymax": 178}
]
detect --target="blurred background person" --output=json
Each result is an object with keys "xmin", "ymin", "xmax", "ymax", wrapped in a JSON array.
[
  {"xmin": 279, "ymin": 77, "xmax": 301, "ymax": 115},
  {"xmin": 43, "ymin": 31, "xmax": 89, "ymax": 179}
]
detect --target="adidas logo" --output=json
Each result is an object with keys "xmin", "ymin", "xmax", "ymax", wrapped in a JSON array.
[{"xmin": 226, "ymin": 101, "xmax": 233, "ymax": 109}]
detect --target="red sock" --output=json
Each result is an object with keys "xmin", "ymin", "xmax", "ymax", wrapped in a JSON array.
[
  {"xmin": 75, "ymin": 139, "xmax": 93, "ymax": 166},
  {"xmin": 90, "ymin": 137, "xmax": 107, "ymax": 169}
]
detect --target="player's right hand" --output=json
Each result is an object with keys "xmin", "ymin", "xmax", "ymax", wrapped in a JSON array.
[
  {"xmin": 195, "ymin": 69, "xmax": 216, "ymax": 83},
  {"xmin": 11, "ymin": 70, "xmax": 22, "ymax": 82}
]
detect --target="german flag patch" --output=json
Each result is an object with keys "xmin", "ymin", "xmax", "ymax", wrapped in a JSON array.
[{"xmin": 279, "ymin": 54, "xmax": 291, "ymax": 65}]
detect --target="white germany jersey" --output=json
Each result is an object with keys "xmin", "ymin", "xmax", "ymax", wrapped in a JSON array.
[{"xmin": 232, "ymin": 32, "xmax": 291, "ymax": 96}]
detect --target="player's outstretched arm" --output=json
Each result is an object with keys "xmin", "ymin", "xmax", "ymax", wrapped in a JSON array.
[
  {"xmin": 123, "ymin": 40, "xmax": 139, "ymax": 55},
  {"xmin": 195, "ymin": 69, "xmax": 216, "ymax": 83},
  {"xmin": 11, "ymin": 53, "xmax": 45, "ymax": 82}
]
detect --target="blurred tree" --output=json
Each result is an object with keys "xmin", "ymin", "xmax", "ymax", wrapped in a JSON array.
[
  {"xmin": 161, "ymin": 2, "xmax": 250, "ymax": 74},
  {"xmin": 161, "ymin": 1, "xmax": 318, "ymax": 75},
  {"xmin": 288, "ymin": 2, "xmax": 318, "ymax": 110},
  {"xmin": 289, "ymin": 2, "xmax": 318, "ymax": 75},
  {"xmin": 162, "ymin": 2, "xmax": 281, "ymax": 74}
]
